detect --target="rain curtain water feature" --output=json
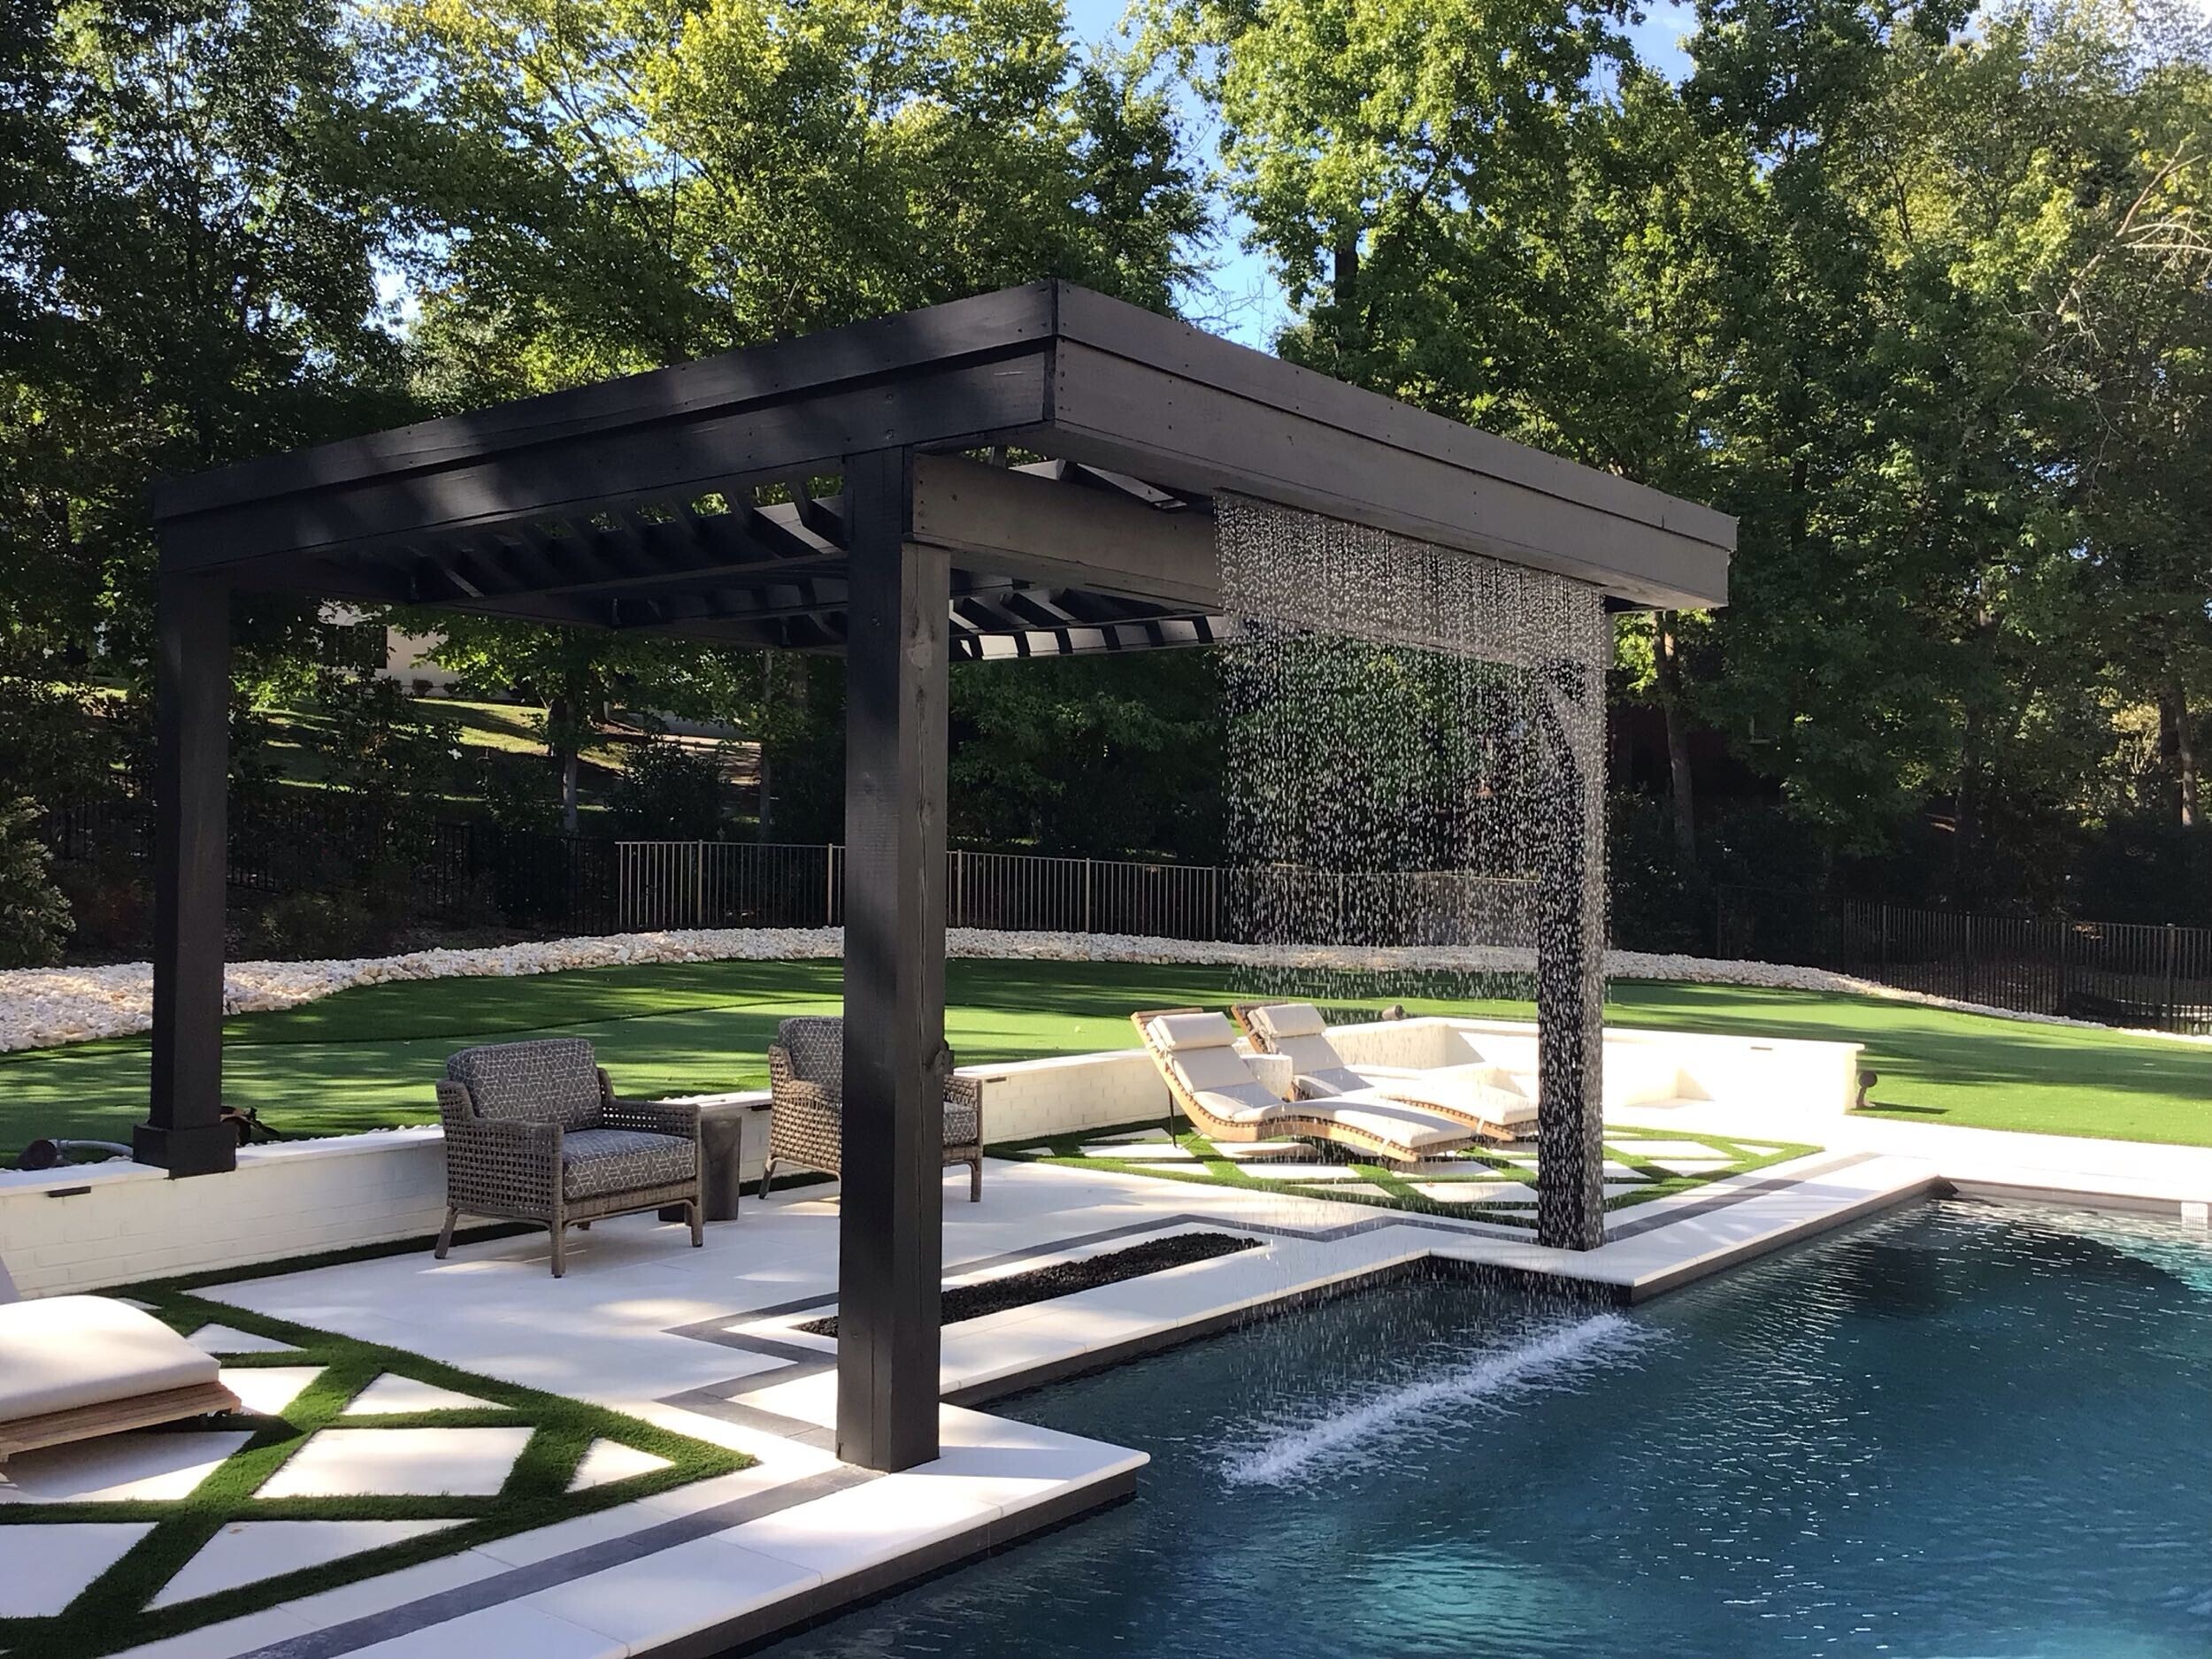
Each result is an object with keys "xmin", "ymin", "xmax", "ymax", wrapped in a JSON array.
[{"xmin": 1215, "ymin": 495, "xmax": 1612, "ymax": 1247}]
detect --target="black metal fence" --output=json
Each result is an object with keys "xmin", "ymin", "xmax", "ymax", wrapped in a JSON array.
[
  {"xmin": 1716, "ymin": 885, "xmax": 2212, "ymax": 1034},
  {"xmin": 43, "ymin": 797, "xmax": 2212, "ymax": 1033}
]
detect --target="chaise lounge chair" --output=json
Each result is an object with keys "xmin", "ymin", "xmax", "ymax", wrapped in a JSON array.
[
  {"xmin": 1233, "ymin": 1002, "xmax": 1538, "ymax": 1143},
  {"xmin": 1132, "ymin": 1009, "xmax": 1478, "ymax": 1164},
  {"xmin": 0, "ymin": 1266, "xmax": 239, "ymax": 1464}
]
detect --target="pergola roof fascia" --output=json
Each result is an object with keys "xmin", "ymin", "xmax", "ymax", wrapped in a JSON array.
[{"xmin": 151, "ymin": 281, "xmax": 1731, "ymax": 631}]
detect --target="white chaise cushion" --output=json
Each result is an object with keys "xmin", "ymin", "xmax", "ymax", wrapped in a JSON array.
[
  {"xmin": 1164, "ymin": 1043, "xmax": 1283, "ymax": 1124},
  {"xmin": 0, "ymin": 1296, "xmax": 223, "ymax": 1421},
  {"xmin": 1301, "ymin": 1093, "xmax": 1467, "ymax": 1153},
  {"xmin": 1146, "ymin": 1011, "xmax": 1238, "ymax": 1052},
  {"xmin": 1245, "ymin": 1002, "xmax": 1329, "ymax": 1041},
  {"xmin": 1382, "ymin": 1071, "xmax": 1540, "ymax": 1125}
]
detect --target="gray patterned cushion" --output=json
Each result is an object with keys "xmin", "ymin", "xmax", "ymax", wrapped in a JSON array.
[
  {"xmin": 777, "ymin": 1017, "xmax": 844, "ymax": 1094},
  {"xmin": 447, "ymin": 1039, "xmax": 603, "ymax": 1130},
  {"xmin": 942, "ymin": 1101, "xmax": 979, "ymax": 1148},
  {"xmin": 561, "ymin": 1127, "xmax": 695, "ymax": 1200}
]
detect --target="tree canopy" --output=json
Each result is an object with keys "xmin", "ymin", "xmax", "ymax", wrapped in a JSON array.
[{"xmin": 2, "ymin": 0, "xmax": 2207, "ymax": 931}]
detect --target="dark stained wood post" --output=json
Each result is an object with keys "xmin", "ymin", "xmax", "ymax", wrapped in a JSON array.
[
  {"xmin": 1532, "ymin": 658, "xmax": 1606, "ymax": 1250},
  {"xmin": 836, "ymin": 448, "xmax": 950, "ymax": 1471},
  {"xmin": 138, "ymin": 571, "xmax": 237, "ymax": 1177}
]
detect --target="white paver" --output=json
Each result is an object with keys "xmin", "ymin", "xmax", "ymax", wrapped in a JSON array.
[
  {"xmin": 151, "ymin": 1520, "xmax": 465, "ymax": 1609},
  {"xmin": 1605, "ymin": 1140, "xmax": 1726, "ymax": 1159},
  {"xmin": 1409, "ymin": 1181, "xmax": 1538, "ymax": 1206},
  {"xmin": 344, "ymin": 1374, "xmax": 496, "ymax": 1416},
  {"xmin": 186, "ymin": 1324, "xmax": 298, "ymax": 1356},
  {"xmin": 1234, "ymin": 1162, "xmax": 1370, "ymax": 1182},
  {"xmin": 1647, "ymin": 1158, "xmax": 1737, "ymax": 1176},
  {"xmin": 0, "ymin": 1432, "xmax": 254, "ymax": 1505},
  {"xmin": 1078, "ymin": 1143, "xmax": 1196, "ymax": 1161},
  {"xmin": 566, "ymin": 1439, "xmax": 672, "ymax": 1492},
  {"xmin": 221, "ymin": 1366, "xmax": 326, "ymax": 1417},
  {"xmin": 0, "ymin": 1522, "xmax": 157, "ymax": 1617},
  {"xmin": 258, "ymin": 1428, "xmax": 534, "ymax": 1499}
]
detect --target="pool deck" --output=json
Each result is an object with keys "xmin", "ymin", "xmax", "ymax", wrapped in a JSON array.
[{"xmin": 94, "ymin": 1105, "xmax": 2211, "ymax": 1659}]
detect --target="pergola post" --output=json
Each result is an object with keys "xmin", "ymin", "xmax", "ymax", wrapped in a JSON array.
[
  {"xmin": 138, "ymin": 571, "xmax": 236, "ymax": 1177},
  {"xmin": 836, "ymin": 448, "xmax": 950, "ymax": 1472},
  {"xmin": 1532, "ymin": 660, "xmax": 1605, "ymax": 1250}
]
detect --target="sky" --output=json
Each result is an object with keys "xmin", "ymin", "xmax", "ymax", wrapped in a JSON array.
[{"xmin": 1059, "ymin": 0, "xmax": 1702, "ymax": 344}]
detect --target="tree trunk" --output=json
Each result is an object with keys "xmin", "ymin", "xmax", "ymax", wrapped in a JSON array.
[
  {"xmin": 1332, "ymin": 231, "xmax": 1361, "ymax": 356},
  {"xmin": 547, "ymin": 694, "xmax": 580, "ymax": 835},
  {"xmin": 757, "ymin": 653, "xmax": 776, "ymax": 841},
  {"xmin": 1655, "ymin": 617, "xmax": 1696, "ymax": 863},
  {"xmin": 2162, "ymin": 680, "xmax": 2200, "ymax": 831}
]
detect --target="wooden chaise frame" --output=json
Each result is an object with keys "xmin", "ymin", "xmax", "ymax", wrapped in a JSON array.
[
  {"xmin": 1132, "ymin": 1008, "xmax": 1478, "ymax": 1165},
  {"xmin": 1229, "ymin": 1002, "xmax": 1532, "ymax": 1145},
  {"xmin": 0, "ymin": 1379, "xmax": 241, "ymax": 1464}
]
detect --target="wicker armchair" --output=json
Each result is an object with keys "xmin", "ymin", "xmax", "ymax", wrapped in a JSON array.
[
  {"xmin": 763, "ymin": 1016, "xmax": 985, "ymax": 1202},
  {"xmin": 434, "ymin": 1038, "xmax": 706, "ymax": 1278}
]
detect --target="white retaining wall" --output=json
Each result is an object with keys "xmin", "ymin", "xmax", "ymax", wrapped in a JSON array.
[{"xmin": 0, "ymin": 1019, "xmax": 1861, "ymax": 1298}]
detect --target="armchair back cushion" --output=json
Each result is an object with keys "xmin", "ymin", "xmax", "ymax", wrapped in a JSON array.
[
  {"xmin": 446, "ymin": 1038, "xmax": 603, "ymax": 1129},
  {"xmin": 775, "ymin": 1018, "xmax": 845, "ymax": 1094}
]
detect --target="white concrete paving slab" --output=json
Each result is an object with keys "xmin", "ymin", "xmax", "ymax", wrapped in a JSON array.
[
  {"xmin": 185, "ymin": 1323, "xmax": 298, "ymax": 1356},
  {"xmin": 565, "ymin": 1438, "xmax": 672, "ymax": 1491},
  {"xmin": 344, "ymin": 1374, "xmax": 496, "ymax": 1416},
  {"xmin": 151, "ymin": 1520, "xmax": 465, "ymax": 1609},
  {"xmin": 0, "ymin": 1522, "xmax": 157, "ymax": 1617},
  {"xmin": 258, "ymin": 1427, "xmax": 534, "ymax": 1499},
  {"xmin": 0, "ymin": 1432, "xmax": 254, "ymax": 1504},
  {"xmin": 221, "ymin": 1365, "xmax": 326, "ymax": 1417}
]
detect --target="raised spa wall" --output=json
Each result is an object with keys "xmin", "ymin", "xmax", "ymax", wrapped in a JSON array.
[{"xmin": 0, "ymin": 1018, "xmax": 1861, "ymax": 1298}]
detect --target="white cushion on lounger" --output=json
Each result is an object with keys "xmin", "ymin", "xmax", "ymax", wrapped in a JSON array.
[
  {"xmin": 1164, "ymin": 1044, "xmax": 1285, "ymax": 1123},
  {"xmin": 1146, "ymin": 1011, "xmax": 1238, "ymax": 1051},
  {"xmin": 0, "ymin": 1296, "xmax": 223, "ymax": 1421},
  {"xmin": 1382, "ymin": 1072, "xmax": 1540, "ymax": 1125},
  {"xmin": 1191, "ymin": 1086, "xmax": 1286, "ymax": 1125},
  {"xmin": 1300, "ymin": 1093, "xmax": 1467, "ymax": 1152},
  {"xmin": 1293, "ymin": 1064, "xmax": 1369, "ymax": 1099},
  {"xmin": 1272, "ymin": 1033, "xmax": 1346, "ymax": 1075},
  {"xmin": 1246, "ymin": 1003, "xmax": 1329, "ymax": 1041}
]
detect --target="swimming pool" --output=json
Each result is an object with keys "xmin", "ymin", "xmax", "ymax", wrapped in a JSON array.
[{"xmin": 764, "ymin": 1201, "xmax": 2212, "ymax": 1657}]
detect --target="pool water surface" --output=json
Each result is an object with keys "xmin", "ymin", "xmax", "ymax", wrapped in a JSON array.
[{"xmin": 764, "ymin": 1201, "xmax": 2212, "ymax": 1657}]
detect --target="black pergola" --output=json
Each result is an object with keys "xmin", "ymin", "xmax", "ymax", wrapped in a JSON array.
[{"xmin": 145, "ymin": 281, "xmax": 1732, "ymax": 1471}]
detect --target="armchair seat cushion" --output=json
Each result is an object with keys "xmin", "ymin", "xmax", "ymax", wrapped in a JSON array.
[
  {"xmin": 942, "ymin": 1100, "xmax": 980, "ymax": 1148},
  {"xmin": 561, "ymin": 1127, "xmax": 696, "ymax": 1201}
]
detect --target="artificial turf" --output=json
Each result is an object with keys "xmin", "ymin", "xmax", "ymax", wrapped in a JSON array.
[
  {"xmin": 0, "ymin": 1288, "xmax": 749, "ymax": 1659},
  {"xmin": 1, "ymin": 958, "xmax": 2206, "ymax": 1161}
]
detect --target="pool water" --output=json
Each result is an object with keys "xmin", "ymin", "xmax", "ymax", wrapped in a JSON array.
[{"xmin": 762, "ymin": 1202, "xmax": 2212, "ymax": 1657}]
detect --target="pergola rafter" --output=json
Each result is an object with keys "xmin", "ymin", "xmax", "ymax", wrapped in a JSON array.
[{"xmin": 145, "ymin": 281, "xmax": 1732, "ymax": 1476}]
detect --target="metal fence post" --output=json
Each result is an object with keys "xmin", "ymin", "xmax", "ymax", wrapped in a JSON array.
[
  {"xmin": 2164, "ymin": 923, "xmax": 2180, "ymax": 1032},
  {"xmin": 1083, "ymin": 856, "xmax": 1094, "ymax": 934}
]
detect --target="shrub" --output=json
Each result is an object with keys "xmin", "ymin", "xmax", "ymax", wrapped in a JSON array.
[
  {"xmin": 0, "ymin": 798, "xmax": 73, "ymax": 967},
  {"xmin": 611, "ymin": 740, "xmax": 728, "ymax": 840}
]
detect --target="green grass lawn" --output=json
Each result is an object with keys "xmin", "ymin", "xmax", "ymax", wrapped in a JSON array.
[{"xmin": 1, "ymin": 959, "xmax": 2205, "ymax": 1162}]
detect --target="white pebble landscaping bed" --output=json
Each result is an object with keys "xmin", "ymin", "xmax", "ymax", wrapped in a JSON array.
[{"xmin": 3, "ymin": 929, "xmax": 2204, "ymax": 1055}]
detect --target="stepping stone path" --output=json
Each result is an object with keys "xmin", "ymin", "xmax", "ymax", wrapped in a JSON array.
[
  {"xmin": 567, "ymin": 1439, "xmax": 673, "ymax": 1493},
  {"xmin": 150, "ymin": 1519, "xmax": 464, "ymax": 1609},
  {"xmin": 1079, "ymin": 1142, "xmax": 1196, "ymax": 1162},
  {"xmin": 0, "ymin": 1523, "xmax": 157, "ymax": 1617},
  {"xmin": 344, "ymin": 1374, "xmax": 495, "ymax": 1416},
  {"xmin": 258, "ymin": 1426, "xmax": 534, "ymax": 1499},
  {"xmin": 1647, "ymin": 1158, "xmax": 1736, "ymax": 1177}
]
